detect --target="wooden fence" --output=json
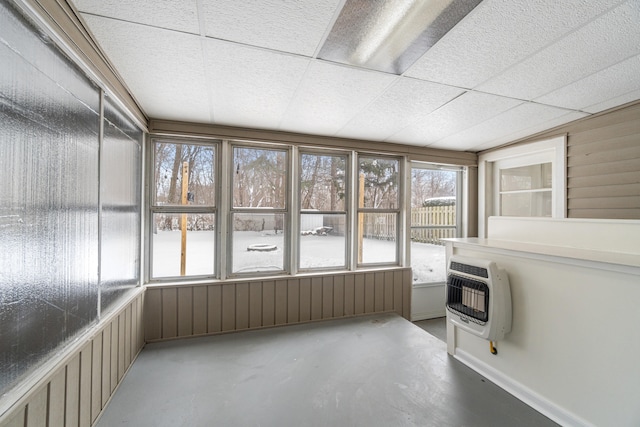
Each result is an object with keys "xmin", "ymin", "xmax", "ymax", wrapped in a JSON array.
[
  {"xmin": 361, "ymin": 205, "xmax": 456, "ymax": 244},
  {"xmin": 410, "ymin": 205, "xmax": 456, "ymax": 245}
]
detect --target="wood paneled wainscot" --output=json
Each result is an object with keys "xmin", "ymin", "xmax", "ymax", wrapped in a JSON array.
[
  {"xmin": 0, "ymin": 290, "xmax": 145, "ymax": 427},
  {"xmin": 145, "ymin": 269, "xmax": 412, "ymax": 341}
]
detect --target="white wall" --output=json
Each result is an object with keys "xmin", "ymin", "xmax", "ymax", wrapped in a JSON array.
[
  {"xmin": 411, "ymin": 283, "xmax": 445, "ymax": 320},
  {"xmin": 446, "ymin": 218, "xmax": 640, "ymax": 427}
]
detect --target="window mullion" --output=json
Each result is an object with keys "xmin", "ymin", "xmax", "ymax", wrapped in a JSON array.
[
  {"xmin": 290, "ymin": 146, "xmax": 299, "ymax": 275},
  {"xmin": 219, "ymin": 139, "xmax": 231, "ymax": 280}
]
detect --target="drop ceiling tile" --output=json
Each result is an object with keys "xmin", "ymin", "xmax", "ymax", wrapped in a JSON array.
[
  {"xmin": 535, "ymin": 54, "xmax": 640, "ymax": 113},
  {"xmin": 405, "ymin": 0, "xmax": 624, "ymax": 89},
  {"xmin": 201, "ymin": 0, "xmax": 342, "ymax": 56},
  {"xmin": 280, "ymin": 61, "xmax": 397, "ymax": 136},
  {"xmin": 583, "ymin": 88, "xmax": 640, "ymax": 114},
  {"xmin": 203, "ymin": 39, "xmax": 311, "ymax": 130},
  {"xmin": 471, "ymin": 111, "xmax": 589, "ymax": 152},
  {"xmin": 336, "ymin": 78, "xmax": 465, "ymax": 142},
  {"xmin": 73, "ymin": 0, "xmax": 199, "ymax": 34},
  {"xmin": 477, "ymin": 1, "xmax": 640, "ymax": 100},
  {"xmin": 81, "ymin": 15, "xmax": 210, "ymax": 123},
  {"xmin": 387, "ymin": 91, "xmax": 523, "ymax": 146},
  {"xmin": 430, "ymin": 103, "xmax": 589, "ymax": 151}
]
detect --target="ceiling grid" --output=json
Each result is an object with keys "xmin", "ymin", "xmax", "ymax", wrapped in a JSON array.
[{"xmin": 70, "ymin": 0, "xmax": 640, "ymax": 152}]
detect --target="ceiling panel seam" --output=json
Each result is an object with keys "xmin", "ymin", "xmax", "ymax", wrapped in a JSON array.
[
  {"xmin": 80, "ymin": 10, "xmax": 317, "ymax": 62},
  {"xmin": 533, "ymin": 53, "xmax": 640, "ymax": 105},
  {"xmin": 383, "ymin": 90, "xmax": 470, "ymax": 144},
  {"xmin": 276, "ymin": 59, "xmax": 315, "ymax": 131},
  {"xmin": 471, "ymin": 0, "xmax": 632, "ymax": 91},
  {"xmin": 332, "ymin": 75, "xmax": 403, "ymax": 137},
  {"xmin": 77, "ymin": 11, "xmax": 199, "ymax": 37},
  {"xmin": 195, "ymin": 0, "xmax": 215, "ymax": 123},
  {"xmin": 311, "ymin": 0, "xmax": 348, "ymax": 58}
]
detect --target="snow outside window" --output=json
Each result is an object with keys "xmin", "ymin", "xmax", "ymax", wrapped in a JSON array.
[
  {"xmin": 357, "ymin": 156, "xmax": 400, "ymax": 265},
  {"xmin": 150, "ymin": 140, "xmax": 217, "ymax": 279},
  {"xmin": 299, "ymin": 152, "xmax": 348, "ymax": 270},
  {"xmin": 410, "ymin": 165, "xmax": 461, "ymax": 284},
  {"xmin": 231, "ymin": 145, "xmax": 288, "ymax": 275}
]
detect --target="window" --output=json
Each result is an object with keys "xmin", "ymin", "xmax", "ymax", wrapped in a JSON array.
[
  {"xmin": 231, "ymin": 145, "xmax": 288, "ymax": 275},
  {"xmin": 410, "ymin": 164, "xmax": 461, "ymax": 284},
  {"xmin": 100, "ymin": 96, "xmax": 143, "ymax": 310},
  {"xmin": 357, "ymin": 156, "xmax": 401, "ymax": 265},
  {"xmin": 0, "ymin": 1, "xmax": 142, "ymax": 396},
  {"xmin": 150, "ymin": 139, "xmax": 217, "ymax": 278},
  {"xmin": 478, "ymin": 135, "xmax": 566, "ymax": 237},
  {"xmin": 147, "ymin": 140, "xmax": 414, "ymax": 280},
  {"xmin": 499, "ymin": 162, "xmax": 552, "ymax": 216},
  {"xmin": 299, "ymin": 152, "xmax": 348, "ymax": 270}
]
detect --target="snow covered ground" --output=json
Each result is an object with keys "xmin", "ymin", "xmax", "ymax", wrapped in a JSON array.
[{"xmin": 152, "ymin": 230, "xmax": 446, "ymax": 283}]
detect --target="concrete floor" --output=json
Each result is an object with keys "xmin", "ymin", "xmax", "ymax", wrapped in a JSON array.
[
  {"xmin": 97, "ymin": 313, "xmax": 557, "ymax": 427},
  {"xmin": 413, "ymin": 317, "xmax": 447, "ymax": 342}
]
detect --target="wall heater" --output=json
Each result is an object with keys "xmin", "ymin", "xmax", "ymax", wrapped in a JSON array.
[{"xmin": 446, "ymin": 255, "xmax": 512, "ymax": 341}]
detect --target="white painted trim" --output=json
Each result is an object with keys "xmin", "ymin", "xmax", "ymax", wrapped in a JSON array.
[
  {"xmin": 410, "ymin": 310, "xmax": 446, "ymax": 321},
  {"xmin": 412, "ymin": 281, "xmax": 445, "ymax": 289},
  {"xmin": 454, "ymin": 348, "xmax": 595, "ymax": 427},
  {"xmin": 445, "ymin": 238, "xmax": 640, "ymax": 275},
  {"xmin": 479, "ymin": 135, "xmax": 566, "ymax": 162},
  {"xmin": 478, "ymin": 135, "xmax": 566, "ymax": 237}
]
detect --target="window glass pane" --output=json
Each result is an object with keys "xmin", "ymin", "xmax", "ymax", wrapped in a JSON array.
[
  {"xmin": 152, "ymin": 213, "xmax": 215, "ymax": 278},
  {"xmin": 0, "ymin": 1, "xmax": 99, "ymax": 395},
  {"xmin": 359, "ymin": 213, "xmax": 397, "ymax": 264},
  {"xmin": 232, "ymin": 213, "xmax": 285, "ymax": 273},
  {"xmin": 100, "ymin": 96, "xmax": 142, "ymax": 312},
  {"xmin": 501, "ymin": 191, "xmax": 552, "ymax": 217},
  {"xmin": 358, "ymin": 157, "xmax": 398, "ymax": 209},
  {"xmin": 234, "ymin": 147, "xmax": 287, "ymax": 208},
  {"xmin": 410, "ymin": 168, "xmax": 457, "ymax": 283},
  {"xmin": 300, "ymin": 213, "xmax": 346, "ymax": 269},
  {"xmin": 300, "ymin": 153, "xmax": 346, "ymax": 211},
  {"xmin": 501, "ymin": 162, "xmax": 552, "ymax": 191},
  {"xmin": 154, "ymin": 142, "xmax": 215, "ymax": 206}
]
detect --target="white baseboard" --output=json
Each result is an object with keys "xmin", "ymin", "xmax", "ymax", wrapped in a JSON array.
[
  {"xmin": 454, "ymin": 349, "xmax": 594, "ymax": 427},
  {"xmin": 411, "ymin": 309, "xmax": 445, "ymax": 321}
]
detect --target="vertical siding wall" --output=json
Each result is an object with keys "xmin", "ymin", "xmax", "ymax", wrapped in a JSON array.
[
  {"xmin": 0, "ymin": 291, "xmax": 145, "ymax": 427},
  {"xmin": 566, "ymin": 103, "xmax": 640, "ymax": 219},
  {"xmin": 145, "ymin": 269, "xmax": 412, "ymax": 341}
]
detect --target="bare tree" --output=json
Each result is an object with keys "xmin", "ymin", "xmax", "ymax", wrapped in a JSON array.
[
  {"xmin": 233, "ymin": 147, "xmax": 286, "ymax": 208},
  {"xmin": 411, "ymin": 169, "xmax": 456, "ymax": 208},
  {"xmin": 359, "ymin": 158, "xmax": 398, "ymax": 209}
]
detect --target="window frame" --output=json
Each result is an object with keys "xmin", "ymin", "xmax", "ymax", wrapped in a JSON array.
[
  {"xmin": 478, "ymin": 135, "xmax": 566, "ymax": 237},
  {"xmin": 355, "ymin": 153, "xmax": 403, "ymax": 267},
  {"xmin": 409, "ymin": 162, "xmax": 463, "ymax": 285},
  {"xmin": 297, "ymin": 148, "xmax": 351, "ymax": 273},
  {"xmin": 145, "ymin": 139, "xmax": 419, "ymax": 282},
  {"xmin": 495, "ymin": 155, "xmax": 552, "ymax": 217},
  {"xmin": 227, "ymin": 141, "xmax": 291, "ymax": 277},
  {"xmin": 148, "ymin": 137, "xmax": 220, "ymax": 281}
]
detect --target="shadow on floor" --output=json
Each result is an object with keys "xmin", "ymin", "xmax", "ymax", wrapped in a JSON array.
[{"xmin": 413, "ymin": 316, "xmax": 447, "ymax": 342}]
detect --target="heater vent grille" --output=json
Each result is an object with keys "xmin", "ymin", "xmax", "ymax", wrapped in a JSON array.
[
  {"xmin": 450, "ymin": 261, "xmax": 488, "ymax": 278},
  {"xmin": 446, "ymin": 256, "xmax": 512, "ymax": 341},
  {"xmin": 446, "ymin": 274, "xmax": 489, "ymax": 325}
]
